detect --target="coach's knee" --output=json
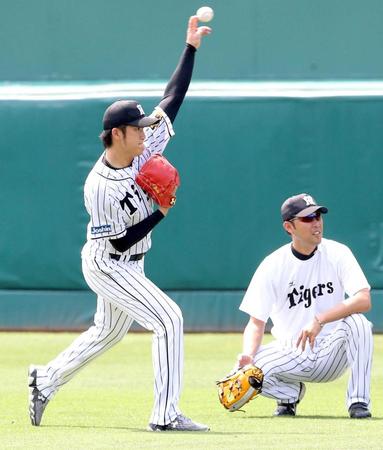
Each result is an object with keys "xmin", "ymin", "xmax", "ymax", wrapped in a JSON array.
[{"xmin": 344, "ymin": 313, "xmax": 372, "ymax": 337}]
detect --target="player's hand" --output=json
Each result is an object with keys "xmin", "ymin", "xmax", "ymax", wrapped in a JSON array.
[
  {"xmin": 186, "ymin": 15, "xmax": 212, "ymax": 49},
  {"xmin": 159, "ymin": 206, "xmax": 171, "ymax": 216},
  {"xmin": 158, "ymin": 187, "xmax": 177, "ymax": 216},
  {"xmin": 296, "ymin": 319, "xmax": 322, "ymax": 352}
]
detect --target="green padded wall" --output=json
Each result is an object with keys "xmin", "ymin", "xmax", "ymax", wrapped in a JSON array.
[
  {"xmin": 1, "ymin": 93, "xmax": 383, "ymax": 291},
  {"xmin": 2, "ymin": 0, "xmax": 383, "ymax": 330},
  {"xmin": 1, "ymin": 0, "xmax": 383, "ymax": 81},
  {"xmin": 1, "ymin": 289, "xmax": 382, "ymax": 332}
]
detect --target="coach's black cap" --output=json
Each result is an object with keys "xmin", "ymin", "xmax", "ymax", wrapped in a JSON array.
[
  {"xmin": 281, "ymin": 193, "xmax": 328, "ymax": 221},
  {"xmin": 102, "ymin": 100, "xmax": 160, "ymax": 130}
]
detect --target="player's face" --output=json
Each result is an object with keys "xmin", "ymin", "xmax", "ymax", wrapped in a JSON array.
[
  {"xmin": 120, "ymin": 126, "xmax": 146, "ymax": 156},
  {"xmin": 284, "ymin": 211, "xmax": 324, "ymax": 254}
]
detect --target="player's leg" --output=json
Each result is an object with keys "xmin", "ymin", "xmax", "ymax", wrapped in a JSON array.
[
  {"xmin": 138, "ymin": 281, "xmax": 208, "ymax": 431},
  {"xmin": 252, "ymin": 341, "xmax": 308, "ymax": 408},
  {"xmin": 343, "ymin": 314, "xmax": 373, "ymax": 412},
  {"xmin": 313, "ymin": 313, "xmax": 373, "ymax": 417},
  {"xmin": 262, "ymin": 335, "xmax": 348, "ymax": 416},
  {"xmin": 36, "ymin": 297, "xmax": 133, "ymax": 398},
  {"xmin": 83, "ymin": 258, "xmax": 205, "ymax": 429},
  {"xmin": 255, "ymin": 313, "xmax": 373, "ymax": 418},
  {"xmin": 134, "ymin": 277, "xmax": 184, "ymax": 426},
  {"xmin": 253, "ymin": 336, "xmax": 349, "ymax": 417},
  {"xmin": 28, "ymin": 295, "xmax": 133, "ymax": 425}
]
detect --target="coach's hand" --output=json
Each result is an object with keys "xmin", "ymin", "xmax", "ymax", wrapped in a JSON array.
[
  {"xmin": 296, "ymin": 318, "xmax": 322, "ymax": 351},
  {"xmin": 236, "ymin": 353, "xmax": 253, "ymax": 369},
  {"xmin": 186, "ymin": 16, "xmax": 212, "ymax": 49}
]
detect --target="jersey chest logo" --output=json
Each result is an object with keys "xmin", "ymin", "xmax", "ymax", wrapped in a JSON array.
[
  {"xmin": 287, "ymin": 282, "xmax": 334, "ymax": 309},
  {"xmin": 119, "ymin": 184, "xmax": 147, "ymax": 215},
  {"xmin": 120, "ymin": 192, "xmax": 137, "ymax": 215}
]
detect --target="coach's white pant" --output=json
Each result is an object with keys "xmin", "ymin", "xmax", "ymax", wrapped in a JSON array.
[
  {"xmin": 253, "ymin": 314, "xmax": 373, "ymax": 409},
  {"xmin": 36, "ymin": 255, "xmax": 183, "ymax": 426}
]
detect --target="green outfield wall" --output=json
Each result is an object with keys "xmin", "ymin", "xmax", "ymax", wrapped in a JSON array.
[
  {"xmin": 2, "ymin": 0, "xmax": 383, "ymax": 330},
  {"xmin": 1, "ymin": 83, "xmax": 383, "ymax": 330},
  {"xmin": 1, "ymin": 0, "xmax": 383, "ymax": 81},
  {"xmin": 1, "ymin": 88, "xmax": 383, "ymax": 290},
  {"xmin": 0, "ymin": 289, "xmax": 382, "ymax": 332}
]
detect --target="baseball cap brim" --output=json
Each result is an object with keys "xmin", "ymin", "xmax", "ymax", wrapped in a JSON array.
[
  {"xmin": 295, "ymin": 206, "xmax": 328, "ymax": 218},
  {"xmin": 128, "ymin": 116, "xmax": 161, "ymax": 128}
]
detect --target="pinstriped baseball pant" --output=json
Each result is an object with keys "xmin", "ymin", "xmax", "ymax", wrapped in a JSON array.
[
  {"xmin": 36, "ymin": 256, "xmax": 183, "ymax": 426},
  {"xmin": 253, "ymin": 314, "xmax": 373, "ymax": 409}
]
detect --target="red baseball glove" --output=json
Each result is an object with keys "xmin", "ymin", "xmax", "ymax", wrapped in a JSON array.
[{"xmin": 136, "ymin": 154, "xmax": 180, "ymax": 207}]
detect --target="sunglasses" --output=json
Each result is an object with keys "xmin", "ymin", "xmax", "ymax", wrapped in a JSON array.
[{"xmin": 290, "ymin": 211, "xmax": 322, "ymax": 223}]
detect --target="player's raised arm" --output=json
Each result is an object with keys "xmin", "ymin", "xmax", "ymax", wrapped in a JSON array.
[
  {"xmin": 186, "ymin": 15, "xmax": 212, "ymax": 49},
  {"xmin": 158, "ymin": 15, "xmax": 212, "ymax": 123}
]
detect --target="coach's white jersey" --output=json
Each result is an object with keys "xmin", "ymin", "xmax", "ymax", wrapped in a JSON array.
[
  {"xmin": 240, "ymin": 238, "xmax": 370, "ymax": 341},
  {"xmin": 82, "ymin": 107, "xmax": 174, "ymax": 261}
]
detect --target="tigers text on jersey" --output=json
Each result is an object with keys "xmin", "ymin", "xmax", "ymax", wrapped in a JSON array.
[
  {"xmin": 239, "ymin": 238, "xmax": 370, "ymax": 341},
  {"xmin": 82, "ymin": 107, "xmax": 174, "ymax": 260}
]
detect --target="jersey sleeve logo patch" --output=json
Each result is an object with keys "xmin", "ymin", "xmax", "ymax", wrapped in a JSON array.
[{"xmin": 91, "ymin": 224, "xmax": 112, "ymax": 234}]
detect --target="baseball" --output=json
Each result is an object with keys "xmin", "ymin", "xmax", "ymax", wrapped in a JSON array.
[{"xmin": 196, "ymin": 6, "xmax": 214, "ymax": 22}]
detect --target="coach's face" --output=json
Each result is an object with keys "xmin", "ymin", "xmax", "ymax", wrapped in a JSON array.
[{"xmin": 283, "ymin": 211, "xmax": 323, "ymax": 254}]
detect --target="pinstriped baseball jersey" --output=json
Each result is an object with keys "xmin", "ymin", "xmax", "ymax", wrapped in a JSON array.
[
  {"xmin": 28, "ymin": 34, "xmax": 211, "ymax": 431},
  {"xmin": 33, "ymin": 106, "xmax": 183, "ymax": 426},
  {"xmin": 83, "ymin": 106, "xmax": 174, "ymax": 260}
]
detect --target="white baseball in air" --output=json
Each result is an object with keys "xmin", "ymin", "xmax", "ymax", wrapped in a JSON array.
[{"xmin": 196, "ymin": 6, "xmax": 214, "ymax": 22}]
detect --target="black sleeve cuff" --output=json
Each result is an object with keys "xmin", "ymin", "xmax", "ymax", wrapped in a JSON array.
[{"xmin": 110, "ymin": 209, "xmax": 165, "ymax": 253}]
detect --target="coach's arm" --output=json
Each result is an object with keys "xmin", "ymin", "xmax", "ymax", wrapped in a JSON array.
[
  {"xmin": 297, "ymin": 288, "xmax": 371, "ymax": 351},
  {"xmin": 237, "ymin": 317, "xmax": 266, "ymax": 368}
]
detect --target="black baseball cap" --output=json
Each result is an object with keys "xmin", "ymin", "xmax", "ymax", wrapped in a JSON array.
[
  {"xmin": 281, "ymin": 193, "xmax": 328, "ymax": 221},
  {"xmin": 102, "ymin": 100, "xmax": 160, "ymax": 130}
]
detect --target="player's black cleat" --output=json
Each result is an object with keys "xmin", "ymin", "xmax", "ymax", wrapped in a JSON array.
[
  {"xmin": 147, "ymin": 414, "xmax": 209, "ymax": 432},
  {"xmin": 28, "ymin": 365, "xmax": 49, "ymax": 426},
  {"xmin": 349, "ymin": 402, "xmax": 371, "ymax": 419},
  {"xmin": 274, "ymin": 402, "xmax": 297, "ymax": 416},
  {"xmin": 273, "ymin": 382, "xmax": 306, "ymax": 417}
]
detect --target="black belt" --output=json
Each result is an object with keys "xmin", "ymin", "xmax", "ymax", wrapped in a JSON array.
[{"xmin": 110, "ymin": 253, "xmax": 145, "ymax": 262}]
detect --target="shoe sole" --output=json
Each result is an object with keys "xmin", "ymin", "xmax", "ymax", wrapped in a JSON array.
[
  {"xmin": 147, "ymin": 424, "xmax": 209, "ymax": 432},
  {"xmin": 274, "ymin": 382, "xmax": 306, "ymax": 417},
  {"xmin": 28, "ymin": 365, "xmax": 48, "ymax": 426},
  {"xmin": 273, "ymin": 408, "xmax": 296, "ymax": 416},
  {"xmin": 147, "ymin": 428, "xmax": 210, "ymax": 432},
  {"xmin": 28, "ymin": 365, "xmax": 38, "ymax": 425}
]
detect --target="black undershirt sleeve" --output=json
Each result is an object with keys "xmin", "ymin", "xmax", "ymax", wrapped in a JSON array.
[
  {"xmin": 110, "ymin": 45, "xmax": 195, "ymax": 253},
  {"xmin": 158, "ymin": 43, "xmax": 196, "ymax": 123},
  {"xmin": 109, "ymin": 210, "xmax": 165, "ymax": 253}
]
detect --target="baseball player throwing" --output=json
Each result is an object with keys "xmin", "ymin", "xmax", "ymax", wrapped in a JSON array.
[
  {"xmin": 28, "ymin": 15, "xmax": 211, "ymax": 431},
  {"xmin": 237, "ymin": 193, "xmax": 373, "ymax": 419}
]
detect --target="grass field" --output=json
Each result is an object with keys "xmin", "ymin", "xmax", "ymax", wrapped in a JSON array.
[{"xmin": 1, "ymin": 332, "xmax": 382, "ymax": 449}]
